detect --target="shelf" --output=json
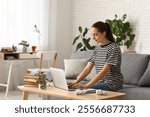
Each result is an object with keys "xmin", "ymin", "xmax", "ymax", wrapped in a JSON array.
[{"xmin": 0, "ymin": 52, "xmax": 37, "ymax": 61}]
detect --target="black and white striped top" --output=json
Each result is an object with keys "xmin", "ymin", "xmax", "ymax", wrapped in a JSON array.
[{"xmin": 89, "ymin": 42, "xmax": 124, "ymax": 91}]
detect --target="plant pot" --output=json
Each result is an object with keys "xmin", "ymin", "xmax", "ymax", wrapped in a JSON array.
[
  {"xmin": 38, "ymin": 83, "xmax": 46, "ymax": 89},
  {"xmin": 120, "ymin": 45, "xmax": 127, "ymax": 53},
  {"xmin": 38, "ymin": 73, "xmax": 46, "ymax": 89},
  {"xmin": 22, "ymin": 46, "xmax": 27, "ymax": 52}
]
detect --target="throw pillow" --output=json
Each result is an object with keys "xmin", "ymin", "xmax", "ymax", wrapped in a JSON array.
[
  {"xmin": 64, "ymin": 59, "xmax": 88, "ymax": 79},
  {"xmin": 121, "ymin": 54, "xmax": 150, "ymax": 85},
  {"xmin": 138, "ymin": 61, "xmax": 150, "ymax": 86},
  {"xmin": 85, "ymin": 66, "xmax": 97, "ymax": 81}
]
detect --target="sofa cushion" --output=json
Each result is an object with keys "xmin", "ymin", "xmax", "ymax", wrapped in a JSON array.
[
  {"xmin": 138, "ymin": 61, "xmax": 150, "ymax": 86},
  {"xmin": 64, "ymin": 58, "xmax": 97, "ymax": 81},
  {"xmin": 67, "ymin": 51, "xmax": 96, "ymax": 80},
  {"xmin": 120, "ymin": 85, "xmax": 150, "ymax": 100},
  {"xmin": 86, "ymin": 66, "xmax": 97, "ymax": 81},
  {"xmin": 121, "ymin": 54, "xmax": 150, "ymax": 85},
  {"xmin": 70, "ymin": 51, "xmax": 93, "ymax": 59},
  {"xmin": 64, "ymin": 59, "xmax": 88, "ymax": 79}
]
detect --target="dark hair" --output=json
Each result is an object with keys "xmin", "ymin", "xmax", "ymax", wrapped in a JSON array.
[{"xmin": 92, "ymin": 21, "xmax": 115, "ymax": 42}]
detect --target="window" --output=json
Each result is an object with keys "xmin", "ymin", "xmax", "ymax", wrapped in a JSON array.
[{"xmin": 0, "ymin": 0, "xmax": 49, "ymax": 51}]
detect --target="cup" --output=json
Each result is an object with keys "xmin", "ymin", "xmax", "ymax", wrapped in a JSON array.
[{"xmin": 32, "ymin": 46, "xmax": 36, "ymax": 52}]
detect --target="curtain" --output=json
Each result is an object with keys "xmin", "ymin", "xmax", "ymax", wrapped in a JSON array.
[
  {"xmin": 0, "ymin": 0, "xmax": 51, "ymax": 90},
  {"xmin": 0, "ymin": 0, "xmax": 50, "ymax": 51}
]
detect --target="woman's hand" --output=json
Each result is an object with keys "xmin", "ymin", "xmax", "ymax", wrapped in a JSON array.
[
  {"xmin": 78, "ymin": 83, "xmax": 88, "ymax": 89},
  {"xmin": 68, "ymin": 80, "xmax": 78, "ymax": 88},
  {"xmin": 70, "ymin": 83, "xmax": 88, "ymax": 89}
]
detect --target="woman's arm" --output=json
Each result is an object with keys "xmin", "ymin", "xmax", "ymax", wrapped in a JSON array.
[
  {"xmin": 80, "ymin": 64, "xmax": 111, "ymax": 88},
  {"xmin": 74, "ymin": 62, "xmax": 94, "ymax": 84}
]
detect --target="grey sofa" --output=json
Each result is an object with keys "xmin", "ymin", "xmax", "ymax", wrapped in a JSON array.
[{"xmin": 69, "ymin": 51, "xmax": 150, "ymax": 100}]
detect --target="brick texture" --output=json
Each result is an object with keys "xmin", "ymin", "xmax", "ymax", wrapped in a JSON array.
[{"xmin": 72, "ymin": 0, "xmax": 150, "ymax": 54}]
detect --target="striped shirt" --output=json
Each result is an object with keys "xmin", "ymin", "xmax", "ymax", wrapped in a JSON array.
[{"xmin": 89, "ymin": 42, "xmax": 124, "ymax": 91}]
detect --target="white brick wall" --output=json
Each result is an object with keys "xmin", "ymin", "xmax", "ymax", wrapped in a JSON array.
[{"xmin": 72, "ymin": 0, "xmax": 150, "ymax": 54}]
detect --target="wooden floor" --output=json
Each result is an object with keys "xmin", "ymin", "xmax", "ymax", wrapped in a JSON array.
[
  {"xmin": 0, "ymin": 89, "xmax": 66, "ymax": 100},
  {"xmin": 0, "ymin": 89, "xmax": 42, "ymax": 100}
]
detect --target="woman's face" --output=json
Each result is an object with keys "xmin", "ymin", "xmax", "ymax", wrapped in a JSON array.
[{"xmin": 90, "ymin": 27, "xmax": 105, "ymax": 44}]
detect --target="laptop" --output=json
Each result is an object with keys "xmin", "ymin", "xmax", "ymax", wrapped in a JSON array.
[
  {"xmin": 50, "ymin": 68, "xmax": 97, "ymax": 93},
  {"xmin": 50, "ymin": 68, "xmax": 76, "ymax": 91}
]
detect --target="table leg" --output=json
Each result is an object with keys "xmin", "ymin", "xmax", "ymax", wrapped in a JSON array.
[
  {"xmin": 42, "ymin": 95, "xmax": 51, "ymax": 100},
  {"xmin": 46, "ymin": 95, "xmax": 51, "ymax": 100},
  {"xmin": 5, "ymin": 62, "xmax": 13, "ymax": 97},
  {"xmin": 22, "ymin": 91, "xmax": 29, "ymax": 100}
]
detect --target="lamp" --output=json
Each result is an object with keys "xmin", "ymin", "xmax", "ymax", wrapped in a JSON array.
[{"xmin": 33, "ymin": 25, "xmax": 41, "ymax": 51}]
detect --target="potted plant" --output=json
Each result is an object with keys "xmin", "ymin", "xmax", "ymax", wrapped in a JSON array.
[
  {"xmin": 38, "ymin": 72, "xmax": 46, "ymax": 89},
  {"xmin": 73, "ymin": 26, "xmax": 95, "ymax": 51},
  {"xmin": 19, "ymin": 40, "xmax": 30, "ymax": 52},
  {"xmin": 105, "ymin": 14, "xmax": 135, "ymax": 51}
]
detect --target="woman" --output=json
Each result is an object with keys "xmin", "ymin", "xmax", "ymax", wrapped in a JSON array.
[{"xmin": 69, "ymin": 21, "xmax": 124, "ymax": 91}]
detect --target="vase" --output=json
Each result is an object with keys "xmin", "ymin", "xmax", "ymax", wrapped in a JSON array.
[
  {"xmin": 120, "ymin": 45, "xmax": 127, "ymax": 53},
  {"xmin": 22, "ymin": 46, "xmax": 27, "ymax": 52}
]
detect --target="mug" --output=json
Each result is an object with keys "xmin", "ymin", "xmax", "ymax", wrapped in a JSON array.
[{"xmin": 32, "ymin": 46, "xmax": 36, "ymax": 52}]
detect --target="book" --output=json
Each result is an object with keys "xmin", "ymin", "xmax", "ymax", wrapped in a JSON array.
[
  {"xmin": 24, "ymin": 78, "xmax": 38, "ymax": 83},
  {"xmin": 24, "ymin": 74, "xmax": 39, "ymax": 80},
  {"xmin": 24, "ymin": 81, "xmax": 38, "ymax": 85},
  {"xmin": 24, "ymin": 84, "xmax": 38, "ymax": 87}
]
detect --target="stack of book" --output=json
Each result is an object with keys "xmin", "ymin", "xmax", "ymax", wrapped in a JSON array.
[{"xmin": 24, "ymin": 73, "xmax": 39, "ymax": 87}]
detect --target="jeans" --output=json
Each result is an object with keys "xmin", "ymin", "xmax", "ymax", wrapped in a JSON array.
[{"xmin": 91, "ymin": 82, "xmax": 113, "ymax": 91}]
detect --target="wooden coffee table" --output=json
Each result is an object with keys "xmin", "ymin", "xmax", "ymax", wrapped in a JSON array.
[{"xmin": 18, "ymin": 86, "xmax": 125, "ymax": 100}]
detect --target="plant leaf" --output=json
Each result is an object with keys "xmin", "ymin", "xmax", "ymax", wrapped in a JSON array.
[
  {"xmin": 73, "ymin": 35, "xmax": 80, "ymax": 45},
  {"xmin": 76, "ymin": 43, "xmax": 82, "ymax": 51},
  {"xmin": 90, "ymin": 46, "xmax": 96, "ymax": 50},
  {"xmin": 121, "ymin": 34, "xmax": 126, "ymax": 40},
  {"xmin": 116, "ymin": 37, "xmax": 122, "ymax": 44},
  {"xmin": 83, "ymin": 38, "xmax": 95, "ymax": 50},
  {"xmin": 130, "ymin": 34, "xmax": 135, "ymax": 41},
  {"xmin": 123, "ymin": 22, "xmax": 130, "ymax": 31},
  {"xmin": 73, "ymin": 26, "xmax": 96, "ymax": 51},
  {"xmin": 105, "ymin": 14, "xmax": 135, "ymax": 48},
  {"xmin": 83, "ymin": 28, "xmax": 88, "ymax": 37},
  {"xmin": 80, "ymin": 47, "xmax": 86, "ymax": 51},
  {"xmin": 79, "ymin": 26, "xmax": 82, "ymax": 33},
  {"xmin": 122, "ymin": 14, "xmax": 127, "ymax": 21},
  {"xmin": 87, "ymin": 38, "xmax": 91, "ymax": 42},
  {"xmin": 125, "ymin": 40, "xmax": 132, "ymax": 48}
]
